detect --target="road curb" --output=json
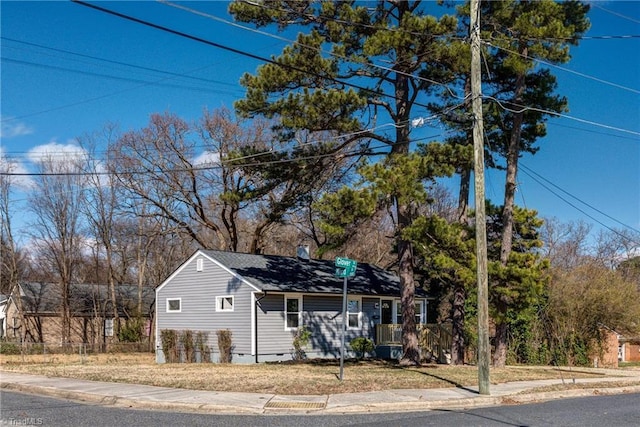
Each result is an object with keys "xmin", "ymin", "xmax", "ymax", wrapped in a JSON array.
[
  {"xmin": 0, "ymin": 382, "xmax": 264, "ymax": 415},
  {"xmin": 2, "ymin": 378, "xmax": 640, "ymax": 415}
]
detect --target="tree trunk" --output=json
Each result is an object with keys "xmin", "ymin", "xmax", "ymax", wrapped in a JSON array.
[
  {"xmin": 492, "ymin": 317, "xmax": 509, "ymax": 368},
  {"xmin": 495, "ymin": 60, "xmax": 527, "ymax": 367},
  {"xmin": 61, "ymin": 281, "xmax": 71, "ymax": 345},
  {"xmin": 398, "ymin": 237, "xmax": 420, "ymax": 366},
  {"xmin": 450, "ymin": 283, "xmax": 466, "ymax": 365}
]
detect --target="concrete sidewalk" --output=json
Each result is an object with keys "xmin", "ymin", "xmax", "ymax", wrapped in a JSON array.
[{"xmin": 2, "ymin": 370, "xmax": 640, "ymax": 415}]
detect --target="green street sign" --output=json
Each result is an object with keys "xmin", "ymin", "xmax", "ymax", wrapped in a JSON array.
[{"xmin": 335, "ymin": 257, "xmax": 357, "ymax": 278}]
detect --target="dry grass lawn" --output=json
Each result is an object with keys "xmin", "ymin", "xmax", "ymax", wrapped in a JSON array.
[{"xmin": 0, "ymin": 352, "xmax": 623, "ymax": 395}]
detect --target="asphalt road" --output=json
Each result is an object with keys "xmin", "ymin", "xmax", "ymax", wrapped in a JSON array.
[{"xmin": 1, "ymin": 389, "xmax": 639, "ymax": 426}]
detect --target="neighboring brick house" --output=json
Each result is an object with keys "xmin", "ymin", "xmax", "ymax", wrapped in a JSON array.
[
  {"xmin": 5, "ymin": 282, "xmax": 155, "ymax": 345},
  {"xmin": 592, "ymin": 328, "xmax": 620, "ymax": 368},
  {"xmin": 593, "ymin": 328, "xmax": 640, "ymax": 368},
  {"xmin": 619, "ymin": 336, "xmax": 640, "ymax": 363}
]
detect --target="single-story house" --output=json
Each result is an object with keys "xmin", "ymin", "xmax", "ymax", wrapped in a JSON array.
[
  {"xmin": 5, "ymin": 282, "xmax": 155, "ymax": 346},
  {"xmin": 155, "ymin": 248, "xmax": 433, "ymax": 364}
]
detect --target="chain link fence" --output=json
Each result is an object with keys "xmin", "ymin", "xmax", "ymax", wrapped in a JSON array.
[{"xmin": 0, "ymin": 340, "xmax": 153, "ymax": 363}]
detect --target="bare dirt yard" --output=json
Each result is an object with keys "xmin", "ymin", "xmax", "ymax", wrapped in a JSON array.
[{"xmin": 3, "ymin": 352, "xmax": 634, "ymax": 395}]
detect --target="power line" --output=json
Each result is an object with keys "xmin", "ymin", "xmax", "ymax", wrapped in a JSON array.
[
  {"xmin": 1, "ymin": 36, "xmax": 242, "ymax": 88},
  {"xmin": 521, "ymin": 163, "xmax": 640, "ymax": 234},
  {"xmin": 592, "ymin": 3, "xmax": 640, "ymax": 25},
  {"xmin": 547, "ymin": 121, "xmax": 640, "ymax": 143},
  {"xmin": 71, "ymin": 0, "xmax": 435, "ymax": 113},
  {"xmin": 1, "ymin": 101, "xmax": 461, "ymax": 162},
  {"xmin": 519, "ymin": 164, "xmax": 640, "ymax": 244},
  {"xmin": 0, "ymin": 113, "xmax": 455, "ymax": 176},
  {"xmin": 158, "ymin": 0, "xmax": 465, "ymax": 100},
  {"xmin": 1, "ymin": 57, "xmax": 242, "ymax": 95},
  {"xmin": 484, "ymin": 95, "xmax": 640, "ymax": 138},
  {"xmin": 483, "ymin": 40, "xmax": 640, "ymax": 95}
]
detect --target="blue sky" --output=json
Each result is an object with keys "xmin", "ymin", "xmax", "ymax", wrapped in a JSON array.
[{"xmin": 1, "ymin": 1, "xmax": 639, "ymax": 245}]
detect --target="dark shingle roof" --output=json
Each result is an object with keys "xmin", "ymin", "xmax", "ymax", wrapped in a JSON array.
[
  {"xmin": 18, "ymin": 282, "xmax": 155, "ymax": 316},
  {"xmin": 202, "ymin": 250, "xmax": 427, "ymax": 298}
]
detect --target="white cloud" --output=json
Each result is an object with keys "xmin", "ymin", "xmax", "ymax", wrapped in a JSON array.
[
  {"xmin": 192, "ymin": 150, "xmax": 220, "ymax": 166},
  {"xmin": 0, "ymin": 118, "xmax": 34, "ymax": 138},
  {"xmin": 27, "ymin": 140, "xmax": 88, "ymax": 165}
]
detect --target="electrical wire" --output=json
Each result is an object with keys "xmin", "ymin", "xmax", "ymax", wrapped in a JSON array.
[
  {"xmin": 521, "ymin": 163, "xmax": 640, "ymax": 234},
  {"xmin": 158, "ymin": 0, "xmax": 466, "ymax": 100},
  {"xmin": 1, "ymin": 36, "xmax": 242, "ymax": 88},
  {"xmin": 0, "ymin": 132, "xmax": 450, "ymax": 178},
  {"xmin": 1, "ymin": 57, "xmax": 243, "ymax": 95},
  {"xmin": 0, "ymin": 110, "xmax": 457, "ymax": 174},
  {"xmin": 70, "ymin": 0, "xmax": 447, "ymax": 115},
  {"xmin": 483, "ymin": 95, "xmax": 640, "ymax": 137},
  {"xmin": 483, "ymin": 40, "xmax": 640, "ymax": 95},
  {"xmin": 519, "ymin": 165, "xmax": 640, "ymax": 245},
  {"xmin": 592, "ymin": 3, "xmax": 640, "ymax": 25}
]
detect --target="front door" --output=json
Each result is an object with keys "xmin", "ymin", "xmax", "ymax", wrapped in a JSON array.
[{"xmin": 381, "ymin": 299, "xmax": 393, "ymax": 324}]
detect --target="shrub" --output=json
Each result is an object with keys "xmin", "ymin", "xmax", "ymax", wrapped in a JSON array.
[
  {"xmin": 195, "ymin": 331, "xmax": 211, "ymax": 363},
  {"xmin": 216, "ymin": 329, "xmax": 233, "ymax": 363},
  {"xmin": 350, "ymin": 337, "xmax": 374, "ymax": 359},
  {"xmin": 180, "ymin": 330, "xmax": 195, "ymax": 363},
  {"xmin": 118, "ymin": 318, "xmax": 144, "ymax": 343},
  {"xmin": 160, "ymin": 329, "xmax": 178, "ymax": 363},
  {"xmin": 0, "ymin": 342, "xmax": 20, "ymax": 355},
  {"xmin": 292, "ymin": 326, "xmax": 311, "ymax": 361}
]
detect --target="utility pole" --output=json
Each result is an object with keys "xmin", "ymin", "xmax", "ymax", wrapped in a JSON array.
[{"xmin": 470, "ymin": 0, "xmax": 490, "ymax": 396}]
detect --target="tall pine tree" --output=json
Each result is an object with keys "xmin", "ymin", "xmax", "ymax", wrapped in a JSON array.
[{"xmin": 229, "ymin": 1, "xmax": 458, "ymax": 365}]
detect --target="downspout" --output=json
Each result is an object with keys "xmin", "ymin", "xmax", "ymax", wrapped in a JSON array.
[{"xmin": 255, "ymin": 291, "xmax": 267, "ymax": 364}]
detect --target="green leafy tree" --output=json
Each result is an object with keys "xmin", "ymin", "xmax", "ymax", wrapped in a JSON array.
[
  {"xmin": 473, "ymin": 0, "xmax": 590, "ymax": 367},
  {"xmin": 404, "ymin": 214, "xmax": 476, "ymax": 365},
  {"xmin": 229, "ymin": 1, "xmax": 458, "ymax": 366},
  {"xmin": 485, "ymin": 204, "xmax": 550, "ymax": 367}
]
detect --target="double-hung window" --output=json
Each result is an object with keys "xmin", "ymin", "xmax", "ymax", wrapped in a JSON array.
[
  {"xmin": 216, "ymin": 296, "xmax": 234, "ymax": 312},
  {"xmin": 395, "ymin": 300, "xmax": 424, "ymax": 324},
  {"xmin": 285, "ymin": 296, "xmax": 301, "ymax": 330},
  {"xmin": 347, "ymin": 297, "xmax": 361, "ymax": 329}
]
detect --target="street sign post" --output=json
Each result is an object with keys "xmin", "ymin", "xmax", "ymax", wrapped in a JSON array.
[{"xmin": 335, "ymin": 257, "xmax": 357, "ymax": 381}]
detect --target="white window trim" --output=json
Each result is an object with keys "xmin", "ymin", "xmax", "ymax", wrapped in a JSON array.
[
  {"xmin": 415, "ymin": 300, "xmax": 424, "ymax": 324},
  {"xmin": 394, "ymin": 299, "xmax": 426, "ymax": 324},
  {"xmin": 284, "ymin": 294, "xmax": 302, "ymax": 331},
  {"xmin": 347, "ymin": 296, "xmax": 362, "ymax": 330},
  {"xmin": 166, "ymin": 297, "xmax": 182, "ymax": 313},
  {"xmin": 216, "ymin": 295, "xmax": 235, "ymax": 312},
  {"xmin": 104, "ymin": 318, "xmax": 114, "ymax": 337},
  {"xmin": 196, "ymin": 258, "xmax": 203, "ymax": 272}
]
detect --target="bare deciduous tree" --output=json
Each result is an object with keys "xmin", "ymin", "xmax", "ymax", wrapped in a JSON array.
[
  {"xmin": 80, "ymin": 125, "xmax": 122, "ymax": 335},
  {"xmin": 28, "ymin": 153, "xmax": 87, "ymax": 344}
]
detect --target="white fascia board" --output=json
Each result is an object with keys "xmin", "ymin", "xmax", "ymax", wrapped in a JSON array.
[{"xmin": 198, "ymin": 251, "xmax": 263, "ymax": 293}]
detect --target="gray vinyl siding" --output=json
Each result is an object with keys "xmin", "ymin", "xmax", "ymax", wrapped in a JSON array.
[
  {"xmin": 255, "ymin": 294, "xmax": 378, "ymax": 359},
  {"xmin": 256, "ymin": 293, "xmax": 295, "ymax": 356},
  {"xmin": 304, "ymin": 295, "xmax": 342, "ymax": 357},
  {"xmin": 304, "ymin": 294, "xmax": 374, "ymax": 357},
  {"xmin": 156, "ymin": 255, "xmax": 254, "ymax": 360}
]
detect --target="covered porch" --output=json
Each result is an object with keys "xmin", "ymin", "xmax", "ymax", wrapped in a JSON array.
[{"xmin": 374, "ymin": 323, "xmax": 452, "ymax": 363}]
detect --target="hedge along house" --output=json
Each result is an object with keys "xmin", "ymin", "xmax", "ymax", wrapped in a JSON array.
[{"xmin": 155, "ymin": 248, "xmax": 432, "ymax": 363}]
